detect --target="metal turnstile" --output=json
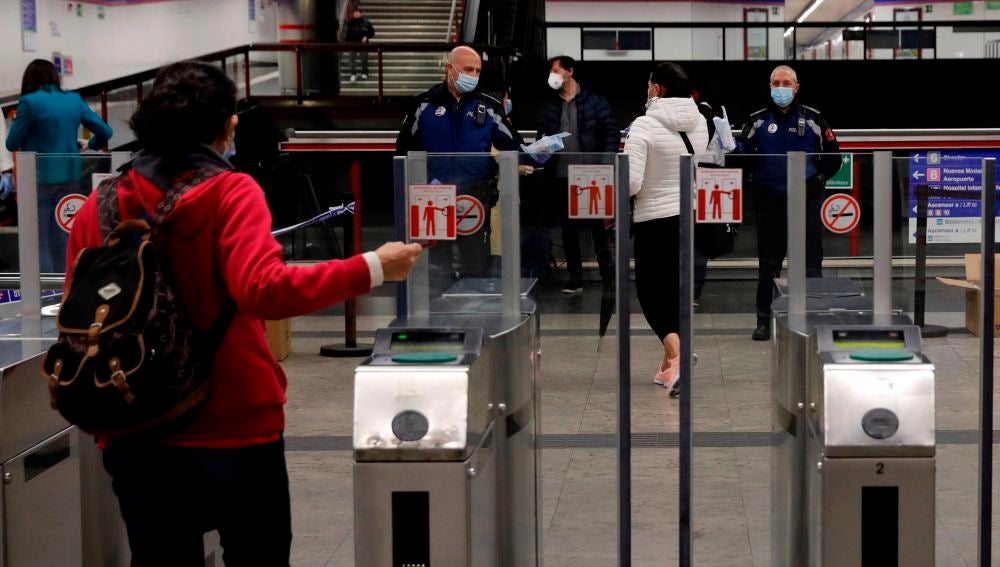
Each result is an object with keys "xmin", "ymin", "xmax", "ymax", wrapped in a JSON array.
[
  {"xmin": 770, "ymin": 277, "xmax": 912, "ymax": 567},
  {"xmin": 806, "ymin": 325, "xmax": 935, "ymax": 567},
  {"xmin": 354, "ymin": 307, "xmax": 541, "ymax": 567}
]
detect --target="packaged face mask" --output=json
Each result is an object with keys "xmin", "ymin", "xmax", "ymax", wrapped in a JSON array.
[{"xmin": 521, "ymin": 132, "xmax": 571, "ymax": 164}]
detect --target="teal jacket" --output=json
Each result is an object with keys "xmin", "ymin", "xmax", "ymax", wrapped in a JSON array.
[{"xmin": 5, "ymin": 85, "xmax": 113, "ymax": 185}]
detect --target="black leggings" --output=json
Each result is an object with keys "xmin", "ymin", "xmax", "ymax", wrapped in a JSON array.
[
  {"xmin": 103, "ymin": 438, "xmax": 291, "ymax": 567},
  {"xmin": 633, "ymin": 216, "xmax": 680, "ymax": 342}
]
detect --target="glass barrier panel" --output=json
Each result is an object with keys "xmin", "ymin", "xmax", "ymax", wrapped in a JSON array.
[{"xmin": 892, "ymin": 151, "xmax": 989, "ymax": 565}]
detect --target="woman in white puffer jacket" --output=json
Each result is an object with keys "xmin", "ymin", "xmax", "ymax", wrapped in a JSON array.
[{"xmin": 625, "ymin": 62, "xmax": 708, "ymax": 398}]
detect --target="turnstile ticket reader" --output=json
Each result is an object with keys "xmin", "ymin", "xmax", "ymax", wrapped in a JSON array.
[
  {"xmin": 354, "ymin": 327, "xmax": 495, "ymax": 567},
  {"xmin": 806, "ymin": 325, "xmax": 935, "ymax": 567}
]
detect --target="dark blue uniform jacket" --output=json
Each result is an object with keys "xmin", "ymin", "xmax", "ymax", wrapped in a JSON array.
[
  {"xmin": 734, "ymin": 100, "xmax": 842, "ymax": 196},
  {"xmin": 396, "ymin": 83, "xmax": 522, "ymax": 188}
]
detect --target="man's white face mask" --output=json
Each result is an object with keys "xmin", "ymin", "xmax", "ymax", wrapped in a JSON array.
[{"xmin": 548, "ymin": 72, "xmax": 564, "ymax": 90}]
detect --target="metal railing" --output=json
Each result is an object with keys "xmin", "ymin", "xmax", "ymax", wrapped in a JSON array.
[{"xmin": 545, "ymin": 19, "xmax": 1000, "ymax": 61}]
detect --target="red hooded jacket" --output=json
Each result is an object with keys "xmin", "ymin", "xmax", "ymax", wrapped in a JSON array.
[{"xmin": 66, "ymin": 159, "xmax": 372, "ymax": 448}]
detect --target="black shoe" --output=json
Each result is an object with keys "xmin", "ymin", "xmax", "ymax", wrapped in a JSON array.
[{"xmin": 752, "ymin": 325, "xmax": 771, "ymax": 341}]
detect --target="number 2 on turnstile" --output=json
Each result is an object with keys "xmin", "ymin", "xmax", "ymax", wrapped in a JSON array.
[{"xmin": 876, "ymin": 462, "xmax": 885, "ymax": 475}]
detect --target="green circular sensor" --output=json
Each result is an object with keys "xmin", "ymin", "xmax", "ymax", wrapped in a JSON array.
[
  {"xmin": 391, "ymin": 352, "xmax": 458, "ymax": 363},
  {"xmin": 849, "ymin": 349, "xmax": 914, "ymax": 362}
]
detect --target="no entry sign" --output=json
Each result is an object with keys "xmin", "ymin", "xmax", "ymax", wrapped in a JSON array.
[{"xmin": 822, "ymin": 193, "xmax": 860, "ymax": 234}]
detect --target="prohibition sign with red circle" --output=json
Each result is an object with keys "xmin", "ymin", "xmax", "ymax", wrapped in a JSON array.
[
  {"xmin": 55, "ymin": 194, "xmax": 88, "ymax": 234},
  {"xmin": 821, "ymin": 193, "xmax": 860, "ymax": 234},
  {"xmin": 455, "ymin": 195, "xmax": 486, "ymax": 236}
]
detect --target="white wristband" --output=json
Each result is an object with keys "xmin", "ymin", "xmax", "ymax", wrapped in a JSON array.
[{"xmin": 363, "ymin": 251, "xmax": 384, "ymax": 288}]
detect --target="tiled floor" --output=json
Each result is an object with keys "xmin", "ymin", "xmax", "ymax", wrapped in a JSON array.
[{"xmin": 280, "ymin": 280, "xmax": 1000, "ymax": 566}]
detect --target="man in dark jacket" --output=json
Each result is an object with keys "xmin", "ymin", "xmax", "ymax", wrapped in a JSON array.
[
  {"xmin": 397, "ymin": 46, "xmax": 523, "ymax": 291},
  {"xmin": 344, "ymin": 7, "xmax": 375, "ymax": 81},
  {"xmin": 537, "ymin": 56, "xmax": 619, "ymax": 294},
  {"xmin": 733, "ymin": 65, "xmax": 842, "ymax": 340}
]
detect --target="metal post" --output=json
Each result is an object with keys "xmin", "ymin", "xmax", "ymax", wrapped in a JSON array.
[
  {"xmin": 978, "ymin": 157, "xmax": 996, "ymax": 567},
  {"xmin": 498, "ymin": 152, "xmax": 519, "ymax": 321},
  {"xmin": 100, "ymin": 91, "xmax": 108, "ymax": 122},
  {"xmin": 787, "ymin": 152, "xmax": 807, "ymax": 333},
  {"xmin": 679, "ymin": 154, "xmax": 693, "ymax": 567},
  {"xmin": 244, "ymin": 50, "xmax": 252, "ymax": 97},
  {"xmin": 393, "ymin": 156, "xmax": 408, "ymax": 318},
  {"xmin": 406, "ymin": 152, "xmax": 429, "ymax": 319},
  {"xmin": 15, "ymin": 153, "xmax": 42, "ymax": 347},
  {"xmin": 295, "ymin": 46, "xmax": 304, "ymax": 105},
  {"xmin": 377, "ymin": 47, "xmax": 384, "ymax": 105},
  {"xmin": 615, "ymin": 153, "xmax": 633, "ymax": 567},
  {"xmin": 873, "ymin": 151, "xmax": 892, "ymax": 324}
]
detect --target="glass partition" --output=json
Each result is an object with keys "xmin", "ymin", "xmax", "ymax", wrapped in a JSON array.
[{"xmin": 7, "ymin": 152, "xmax": 118, "ymax": 355}]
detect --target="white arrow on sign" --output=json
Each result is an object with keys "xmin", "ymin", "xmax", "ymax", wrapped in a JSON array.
[
  {"xmin": 913, "ymin": 154, "xmax": 923, "ymax": 163},
  {"xmin": 912, "ymin": 205, "xmax": 918, "ymax": 214},
  {"xmin": 913, "ymin": 171, "xmax": 925, "ymax": 180}
]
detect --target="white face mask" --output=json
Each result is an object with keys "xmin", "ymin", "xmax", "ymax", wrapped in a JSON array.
[{"xmin": 548, "ymin": 72, "xmax": 564, "ymax": 90}]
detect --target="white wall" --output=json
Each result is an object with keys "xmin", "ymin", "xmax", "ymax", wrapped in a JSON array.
[
  {"xmin": 546, "ymin": 1, "xmax": 786, "ymax": 60},
  {"xmin": 1, "ymin": 0, "xmax": 277, "ymax": 96}
]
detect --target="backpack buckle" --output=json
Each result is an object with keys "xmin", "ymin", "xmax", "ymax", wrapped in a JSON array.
[
  {"xmin": 108, "ymin": 358, "xmax": 135, "ymax": 404},
  {"xmin": 87, "ymin": 305, "xmax": 111, "ymax": 357}
]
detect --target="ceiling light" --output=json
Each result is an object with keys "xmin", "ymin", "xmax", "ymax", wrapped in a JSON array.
[
  {"xmin": 784, "ymin": 26, "xmax": 795, "ymax": 37},
  {"xmin": 797, "ymin": 0, "xmax": 826, "ymax": 23}
]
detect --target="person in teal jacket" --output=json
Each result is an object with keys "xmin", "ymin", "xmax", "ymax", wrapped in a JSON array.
[{"xmin": 5, "ymin": 59, "xmax": 112, "ymax": 273}]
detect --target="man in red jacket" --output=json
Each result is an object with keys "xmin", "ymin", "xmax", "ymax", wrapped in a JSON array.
[{"xmin": 67, "ymin": 61, "xmax": 420, "ymax": 567}]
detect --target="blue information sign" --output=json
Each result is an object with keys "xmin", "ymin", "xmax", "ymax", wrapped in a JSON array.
[{"xmin": 908, "ymin": 150, "xmax": 1000, "ymax": 243}]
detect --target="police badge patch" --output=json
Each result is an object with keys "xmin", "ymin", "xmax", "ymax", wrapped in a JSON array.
[
  {"xmin": 435, "ymin": 106, "xmax": 446, "ymax": 117},
  {"xmin": 767, "ymin": 123, "xmax": 778, "ymax": 134}
]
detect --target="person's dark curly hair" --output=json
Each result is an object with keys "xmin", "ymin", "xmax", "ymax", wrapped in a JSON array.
[{"xmin": 129, "ymin": 61, "xmax": 236, "ymax": 153}]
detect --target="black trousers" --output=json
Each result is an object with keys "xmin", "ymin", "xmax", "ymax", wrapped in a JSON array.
[
  {"xmin": 634, "ymin": 216, "xmax": 680, "ymax": 341},
  {"xmin": 754, "ymin": 188, "xmax": 824, "ymax": 324},
  {"xmin": 103, "ymin": 439, "xmax": 291, "ymax": 567}
]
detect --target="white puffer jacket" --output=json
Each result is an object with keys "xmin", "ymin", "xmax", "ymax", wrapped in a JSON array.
[{"xmin": 625, "ymin": 97, "xmax": 709, "ymax": 223}]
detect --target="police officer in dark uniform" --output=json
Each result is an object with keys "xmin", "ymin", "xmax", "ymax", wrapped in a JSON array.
[
  {"xmin": 734, "ymin": 65, "xmax": 842, "ymax": 341},
  {"xmin": 396, "ymin": 46, "xmax": 523, "ymax": 291}
]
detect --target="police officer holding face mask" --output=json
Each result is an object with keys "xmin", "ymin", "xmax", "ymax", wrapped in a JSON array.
[
  {"xmin": 396, "ymin": 45, "xmax": 523, "ymax": 290},
  {"xmin": 733, "ymin": 64, "xmax": 842, "ymax": 341}
]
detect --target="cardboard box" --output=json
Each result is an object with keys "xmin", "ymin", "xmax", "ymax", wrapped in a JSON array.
[
  {"xmin": 937, "ymin": 254, "xmax": 1000, "ymax": 337},
  {"xmin": 265, "ymin": 319, "xmax": 292, "ymax": 361}
]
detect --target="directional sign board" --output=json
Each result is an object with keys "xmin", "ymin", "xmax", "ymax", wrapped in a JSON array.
[
  {"xmin": 695, "ymin": 167, "xmax": 743, "ymax": 223},
  {"xmin": 409, "ymin": 184, "xmax": 456, "ymax": 241},
  {"xmin": 455, "ymin": 195, "xmax": 486, "ymax": 236},
  {"xmin": 568, "ymin": 164, "xmax": 614, "ymax": 219},
  {"xmin": 908, "ymin": 150, "xmax": 1000, "ymax": 243},
  {"xmin": 822, "ymin": 193, "xmax": 860, "ymax": 234}
]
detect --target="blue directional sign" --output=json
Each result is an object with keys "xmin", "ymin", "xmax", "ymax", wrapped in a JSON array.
[{"xmin": 908, "ymin": 150, "xmax": 1000, "ymax": 243}]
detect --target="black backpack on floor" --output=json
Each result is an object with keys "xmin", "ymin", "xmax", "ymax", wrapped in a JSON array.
[{"xmin": 42, "ymin": 167, "xmax": 236, "ymax": 439}]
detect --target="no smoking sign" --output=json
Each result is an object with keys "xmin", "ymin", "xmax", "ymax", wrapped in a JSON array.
[
  {"xmin": 55, "ymin": 194, "xmax": 88, "ymax": 234},
  {"xmin": 822, "ymin": 194, "xmax": 860, "ymax": 234}
]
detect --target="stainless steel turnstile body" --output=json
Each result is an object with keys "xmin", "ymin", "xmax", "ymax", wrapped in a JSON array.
[
  {"xmin": 770, "ymin": 278, "xmax": 912, "ymax": 567},
  {"xmin": 806, "ymin": 325, "xmax": 935, "ymax": 567},
  {"xmin": 354, "ymin": 301, "xmax": 541, "ymax": 567}
]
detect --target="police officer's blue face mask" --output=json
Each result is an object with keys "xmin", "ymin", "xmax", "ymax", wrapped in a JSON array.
[
  {"xmin": 770, "ymin": 86, "xmax": 795, "ymax": 107},
  {"xmin": 504, "ymin": 99, "xmax": 513, "ymax": 115},
  {"xmin": 452, "ymin": 65, "xmax": 479, "ymax": 94}
]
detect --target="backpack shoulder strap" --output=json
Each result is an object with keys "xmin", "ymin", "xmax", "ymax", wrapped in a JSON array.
[
  {"xmin": 152, "ymin": 167, "xmax": 227, "ymax": 227},
  {"xmin": 97, "ymin": 175, "xmax": 124, "ymax": 240}
]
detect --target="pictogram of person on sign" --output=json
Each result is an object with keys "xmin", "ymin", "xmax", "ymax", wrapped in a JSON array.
[{"xmin": 422, "ymin": 200, "xmax": 446, "ymax": 236}]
